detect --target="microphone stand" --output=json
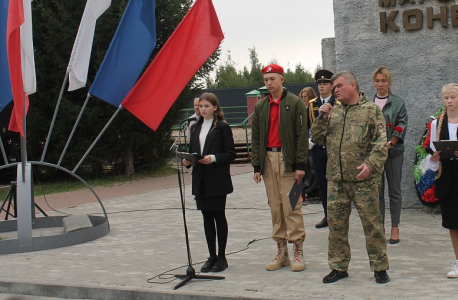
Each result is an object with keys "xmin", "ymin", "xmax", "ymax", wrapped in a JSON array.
[{"xmin": 170, "ymin": 124, "xmax": 224, "ymax": 290}]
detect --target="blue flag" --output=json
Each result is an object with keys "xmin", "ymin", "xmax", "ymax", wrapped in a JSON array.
[
  {"xmin": 89, "ymin": 0, "xmax": 156, "ymax": 106},
  {"xmin": 0, "ymin": 0, "xmax": 13, "ymax": 112}
]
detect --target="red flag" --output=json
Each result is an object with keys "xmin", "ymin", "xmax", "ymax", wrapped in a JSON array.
[
  {"xmin": 121, "ymin": 0, "xmax": 224, "ymax": 131},
  {"xmin": 7, "ymin": 0, "xmax": 29, "ymax": 138}
]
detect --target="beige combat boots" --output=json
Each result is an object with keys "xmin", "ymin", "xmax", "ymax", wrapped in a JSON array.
[
  {"xmin": 266, "ymin": 240, "xmax": 291, "ymax": 271},
  {"xmin": 291, "ymin": 240, "xmax": 305, "ymax": 271}
]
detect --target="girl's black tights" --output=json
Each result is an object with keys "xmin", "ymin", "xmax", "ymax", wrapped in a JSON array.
[{"xmin": 201, "ymin": 210, "xmax": 228, "ymax": 258}]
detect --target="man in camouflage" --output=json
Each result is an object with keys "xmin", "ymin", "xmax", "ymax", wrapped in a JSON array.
[{"xmin": 311, "ymin": 71, "xmax": 390, "ymax": 284}]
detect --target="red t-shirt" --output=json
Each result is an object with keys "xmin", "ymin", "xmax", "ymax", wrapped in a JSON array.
[{"xmin": 267, "ymin": 94, "xmax": 282, "ymax": 148}]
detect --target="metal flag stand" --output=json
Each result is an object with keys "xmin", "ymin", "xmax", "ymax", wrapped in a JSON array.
[{"xmin": 0, "ymin": 90, "xmax": 110, "ymax": 254}]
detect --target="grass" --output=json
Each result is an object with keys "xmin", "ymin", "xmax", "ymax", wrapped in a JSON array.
[{"xmin": 0, "ymin": 165, "xmax": 177, "ymax": 200}]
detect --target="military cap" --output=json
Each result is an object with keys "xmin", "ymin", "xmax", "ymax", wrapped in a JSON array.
[
  {"xmin": 262, "ymin": 64, "xmax": 284, "ymax": 75},
  {"xmin": 315, "ymin": 69, "xmax": 334, "ymax": 83}
]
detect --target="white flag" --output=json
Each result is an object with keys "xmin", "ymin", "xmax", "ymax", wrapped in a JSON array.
[
  {"xmin": 20, "ymin": 0, "xmax": 36, "ymax": 94},
  {"xmin": 67, "ymin": 0, "xmax": 111, "ymax": 91}
]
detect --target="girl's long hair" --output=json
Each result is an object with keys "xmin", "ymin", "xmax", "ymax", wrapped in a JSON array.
[{"xmin": 199, "ymin": 92, "xmax": 225, "ymax": 130}]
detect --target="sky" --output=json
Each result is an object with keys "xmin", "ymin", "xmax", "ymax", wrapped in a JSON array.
[{"xmin": 212, "ymin": 0, "xmax": 335, "ymax": 73}]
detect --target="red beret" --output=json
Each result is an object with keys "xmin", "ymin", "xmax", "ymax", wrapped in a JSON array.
[{"xmin": 262, "ymin": 64, "xmax": 284, "ymax": 75}]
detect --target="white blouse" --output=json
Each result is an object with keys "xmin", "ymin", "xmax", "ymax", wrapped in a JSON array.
[
  {"xmin": 428, "ymin": 119, "xmax": 458, "ymax": 171},
  {"xmin": 199, "ymin": 118, "xmax": 216, "ymax": 162}
]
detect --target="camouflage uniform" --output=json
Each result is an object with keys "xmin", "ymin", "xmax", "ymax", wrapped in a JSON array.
[{"xmin": 311, "ymin": 95, "xmax": 389, "ymax": 272}]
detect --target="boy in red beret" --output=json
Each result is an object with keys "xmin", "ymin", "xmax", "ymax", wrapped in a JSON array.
[{"xmin": 251, "ymin": 64, "xmax": 309, "ymax": 272}]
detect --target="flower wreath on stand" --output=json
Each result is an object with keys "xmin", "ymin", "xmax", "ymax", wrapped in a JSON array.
[{"xmin": 413, "ymin": 106, "xmax": 444, "ymax": 206}]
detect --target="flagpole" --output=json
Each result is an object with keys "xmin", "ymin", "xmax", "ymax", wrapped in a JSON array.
[
  {"xmin": 41, "ymin": 72, "xmax": 69, "ymax": 162},
  {"xmin": 0, "ymin": 135, "xmax": 8, "ymax": 165},
  {"xmin": 72, "ymin": 105, "xmax": 122, "ymax": 173},
  {"xmin": 57, "ymin": 93, "xmax": 91, "ymax": 166},
  {"xmin": 20, "ymin": 92, "xmax": 27, "ymax": 182}
]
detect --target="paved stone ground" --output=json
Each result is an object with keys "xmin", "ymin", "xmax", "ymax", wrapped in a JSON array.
[
  {"xmin": 0, "ymin": 295, "xmax": 85, "ymax": 300},
  {"xmin": 0, "ymin": 164, "xmax": 457, "ymax": 299}
]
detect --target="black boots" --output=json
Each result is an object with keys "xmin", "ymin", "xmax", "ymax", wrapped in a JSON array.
[
  {"xmin": 315, "ymin": 217, "xmax": 328, "ymax": 228},
  {"xmin": 323, "ymin": 269, "xmax": 348, "ymax": 283},
  {"xmin": 374, "ymin": 270, "xmax": 390, "ymax": 283}
]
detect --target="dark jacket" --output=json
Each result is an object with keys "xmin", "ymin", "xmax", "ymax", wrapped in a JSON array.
[
  {"xmin": 189, "ymin": 118, "xmax": 236, "ymax": 198},
  {"xmin": 251, "ymin": 89, "xmax": 308, "ymax": 174},
  {"xmin": 373, "ymin": 93, "xmax": 408, "ymax": 158}
]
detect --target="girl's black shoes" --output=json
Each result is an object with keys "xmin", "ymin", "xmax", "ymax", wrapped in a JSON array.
[
  {"xmin": 201, "ymin": 256, "xmax": 228, "ymax": 272},
  {"xmin": 200, "ymin": 256, "xmax": 217, "ymax": 273},
  {"xmin": 211, "ymin": 257, "xmax": 228, "ymax": 272}
]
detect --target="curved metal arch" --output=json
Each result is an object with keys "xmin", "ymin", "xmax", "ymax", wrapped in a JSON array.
[
  {"xmin": 0, "ymin": 161, "xmax": 108, "ymax": 220},
  {"xmin": 0, "ymin": 162, "xmax": 18, "ymax": 171}
]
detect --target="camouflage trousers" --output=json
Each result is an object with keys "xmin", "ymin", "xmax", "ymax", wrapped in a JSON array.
[{"xmin": 327, "ymin": 178, "xmax": 389, "ymax": 272}]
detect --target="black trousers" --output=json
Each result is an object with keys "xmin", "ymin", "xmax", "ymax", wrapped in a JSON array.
[{"xmin": 311, "ymin": 145, "xmax": 328, "ymax": 217}]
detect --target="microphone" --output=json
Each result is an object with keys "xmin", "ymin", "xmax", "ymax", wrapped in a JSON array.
[
  {"xmin": 183, "ymin": 116, "xmax": 197, "ymax": 122},
  {"xmin": 317, "ymin": 97, "xmax": 335, "ymax": 119},
  {"xmin": 317, "ymin": 89, "xmax": 336, "ymax": 120}
]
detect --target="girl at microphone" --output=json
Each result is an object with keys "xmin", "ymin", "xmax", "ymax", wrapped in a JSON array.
[{"xmin": 182, "ymin": 93, "xmax": 236, "ymax": 272}]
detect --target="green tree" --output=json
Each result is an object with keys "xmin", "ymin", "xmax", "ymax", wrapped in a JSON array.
[
  {"xmin": 206, "ymin": 48, "xmax": 314, "ymax": 89},
  {"xmin": 207, "ymin": 51, "xmax": 247, "ymax": 89},
  {"xmin": 284, "ymin": 63, "xmax": 314, "ymax": 84},
  {"xmin": 25, "ymin": 0, "xmax": 219, "ymax": 178},
  {"xmin": 247, "ymin": 47, "xmax": 263, "ymax": 86}
]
